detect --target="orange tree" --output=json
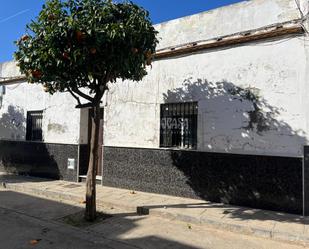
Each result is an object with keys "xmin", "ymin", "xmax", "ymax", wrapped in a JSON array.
[{"xmin": 15, "ymin": 0, "xmax": 158, "ymax": 221}]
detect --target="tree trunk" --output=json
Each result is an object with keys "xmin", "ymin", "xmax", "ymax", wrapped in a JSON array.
[{"xmin": 85, "ymin": 102, "xmax": 100, "ymax": 221}]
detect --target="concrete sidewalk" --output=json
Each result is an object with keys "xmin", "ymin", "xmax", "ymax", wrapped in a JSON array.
[{"xmin": 0, "ymin": 174, "xmax": 308, "ymax": 246}]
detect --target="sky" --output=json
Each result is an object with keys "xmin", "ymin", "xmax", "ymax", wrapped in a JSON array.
[{"xmin": 0, "ymin": 0, "xmax": 244, "ymax": 63}]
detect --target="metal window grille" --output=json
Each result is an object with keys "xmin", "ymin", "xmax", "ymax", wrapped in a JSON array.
[
  {"xmin": 160, "ymin": 102, "xmax": 198, "ymax": 149},
  {"xmin": 26, "ymin": 111, "xmax": 43, "ymax": 141}
]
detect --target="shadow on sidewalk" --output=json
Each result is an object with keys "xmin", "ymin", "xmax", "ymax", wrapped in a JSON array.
[
  {"xmin": 0, "ymin": 173, "xmax": 54, "ymax": 184},
  {"xmin": 2, "ymin": 174, "xmax": 307, "ymax": 228},
  {"xmin": 0, "ymin": 190, "xmax": 199, "ymax": 249},
  {"xmin": 140, "ymin": 202, "xmax": 308, "ymax": 225}
]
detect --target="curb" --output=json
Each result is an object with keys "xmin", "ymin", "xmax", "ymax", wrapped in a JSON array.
[
  {"xmin": 0, "ymin": 182, "xmax": 137, "ymax": 212},
  {"xmin": 140, "ymin": 206, "xmax": 308, "ymax": 246},
  {"xmin": 1, "ymin": 182, "xmax": 308, "ymax": 246}
]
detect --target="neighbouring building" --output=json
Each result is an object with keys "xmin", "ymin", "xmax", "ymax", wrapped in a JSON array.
[{"xmin": 1, "ymin": 0, "xmax": 309, "ymax": 215}]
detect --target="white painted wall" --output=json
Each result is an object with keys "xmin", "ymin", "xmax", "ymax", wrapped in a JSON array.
[
  {"xmin": 104, "ymin": 0, "xmax": 309, "ymax": 157},
  {"xmin": 1, "ymin": 0, "xmax": 309, "ymax": 156},
  {"xmin": 103, "ymin": 0, "xmax": 309, "ymax": 157},
  {"xmin": 155, "ymin": 0, "xmax": 306, "ymax": 50},
  {"xmin": 0, "ymin": 62, "xmax": 81, "ymax": 144},
  {"xmin": 104, "ymin": 37, "xmax": 309, "ymax": 157}
]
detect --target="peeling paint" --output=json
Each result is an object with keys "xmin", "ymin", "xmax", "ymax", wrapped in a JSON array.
[{"xmin": 47, "ymin": 123, "xmax": 67, "ymax": 134}]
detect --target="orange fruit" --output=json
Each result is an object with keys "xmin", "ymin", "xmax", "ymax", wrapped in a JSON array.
[
  {"xmin": 21, "ymin": 35, "xmax": 29, "ymax": 41},
  {"xmin": 90, "ymin": 47, "xmax": 97, "ymax": 54}
]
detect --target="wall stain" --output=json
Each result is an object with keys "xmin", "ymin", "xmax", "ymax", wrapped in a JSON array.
[{"xmin": 47, "ymin": 123, "xmax": 67, "ymax": 134}]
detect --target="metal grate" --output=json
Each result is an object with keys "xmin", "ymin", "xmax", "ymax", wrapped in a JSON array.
[
  {"xmin": 160, "ymin": 102, "xmax": 198, "ymax": 149},
  {"xmin": 26, "ymin": 111, "xmax": 43, "ymax": 141}
]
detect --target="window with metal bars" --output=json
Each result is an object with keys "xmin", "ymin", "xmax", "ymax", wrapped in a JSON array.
[
  {"xmin": 160, "ymin": 102, "xmax": 198, "ymax": 149},
  {"xmin": 26, "ymin": 111, "xmax": 43, "ymax": 141}
]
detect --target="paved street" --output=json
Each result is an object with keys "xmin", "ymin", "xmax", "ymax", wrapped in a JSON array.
[
  {"xmin": 0, "ymin": 189, "xmax": 307, "ymax": 249},
  {"xmin": 1, "ymin": 175, "xmax": 309, "ymax": 245}
]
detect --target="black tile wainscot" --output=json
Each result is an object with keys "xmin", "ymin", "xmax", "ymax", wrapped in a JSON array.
[
  {"xmin": 103, "ymin": 146, "xmax": 303, "ymax": 215},
  {"xmin": 0, "ymin": 140, "xmax": 79, "ymax": 181},
  {"xmin": 303, "ymin": 146, "xmax": 309, "ymax": 216}
]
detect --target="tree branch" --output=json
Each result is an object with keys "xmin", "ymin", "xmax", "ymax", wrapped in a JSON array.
[
  {"xmin": 67, "ymin": 87, "xmax": 82, "ymax": 106},
  {"xmin": 103, "ymin": 67, "xmax": 113, "ymax": 84},
  {"xmin": 72, "ymin": 87, "xmax": 94, "ymax": 102},
  {"xmin": 76, "ymin": 102, "xmax": 94, "ymax": 109}
]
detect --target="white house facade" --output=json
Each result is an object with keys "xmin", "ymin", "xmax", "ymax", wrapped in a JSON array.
[{"xmin": 1, "ymin": 0, "xmax": 309, "ymax": 215}]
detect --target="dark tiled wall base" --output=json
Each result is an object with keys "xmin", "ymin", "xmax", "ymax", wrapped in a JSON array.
[
  {"xmin": 103, "ymin": 147, "xmax": 303, "ymax": 215},
  {"xmin": 0, "ymin": 140, "xmax": 78, "ymax": 182},
  {"xmin": 304, "ymin": 146, "xmax": 309, "ymax": 216},
  {"xmin": 78, "ymin": 144, "xmax": 89, "ymax": 176}
]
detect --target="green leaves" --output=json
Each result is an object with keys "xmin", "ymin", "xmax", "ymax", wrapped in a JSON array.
[{"xmin": 14, "ymin": 0, "xmax": 158, "ymax": 101}]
